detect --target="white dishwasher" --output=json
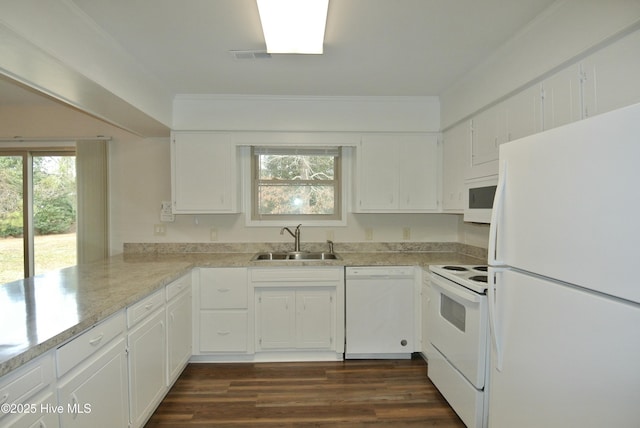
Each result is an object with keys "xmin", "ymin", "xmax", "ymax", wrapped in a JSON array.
[{"xmin": 345, "ymin": 266, "xmax": 415, "ymax": 359}]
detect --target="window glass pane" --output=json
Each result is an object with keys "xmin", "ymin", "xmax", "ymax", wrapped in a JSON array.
[
  {"xmin": 0, "ymin": 156, "xmax": 24, "ymax": 284},
  {"xmin": 33, "ymin": 155, "xmax": 77, "ymax": 275},
  {"xmin": 259, "ymin": 154, "xmax": 335, "ymax": 181},
  {"xmin": 258, "ymin": 184, "xmax": 335, "ymax": 215}
]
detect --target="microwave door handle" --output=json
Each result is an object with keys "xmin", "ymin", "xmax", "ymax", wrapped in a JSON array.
[{"xmin": 489, "ymin": 160, "xmax": 507, "ymax": 266}]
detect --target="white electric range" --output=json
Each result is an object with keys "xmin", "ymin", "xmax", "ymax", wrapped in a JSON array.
[{"xmin": 426, "ymin": 265, "xmax": 489, "ymax": 428}]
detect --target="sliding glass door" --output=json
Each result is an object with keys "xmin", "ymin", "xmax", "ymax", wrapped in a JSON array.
[{"xmin": 0, "ymin": 151, "xmax": 76, "ymax": 283}]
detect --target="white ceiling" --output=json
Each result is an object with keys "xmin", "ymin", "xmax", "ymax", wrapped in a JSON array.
[
  {"xmin": 1, "ymin": 0, "xmax": 557, "ymax": 118},
  {"xmin": 65, "ymin": 0, "xmax": 555, "ymax": 97}
]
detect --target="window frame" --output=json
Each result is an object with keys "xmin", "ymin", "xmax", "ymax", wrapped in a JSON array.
[{"xmin": 247, "ymin": 146, "xmax": 347, "ymax": 226}]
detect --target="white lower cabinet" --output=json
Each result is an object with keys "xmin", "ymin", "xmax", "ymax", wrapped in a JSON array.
[
  {"xmin": 256, "ymin": 288, "xmax": 335, "ymax": 350},
  {"xmin": 55, "ymin": 312, "xmax": 129, "ymax": 428},
  {"xmin": 0, "ymin": 351, "xmax": 58, "ymax": 428},
  {"xmin": 250, "ymin": 267, "xmax": 344, "ymax": 359},
  {"xmin": 127, "ymin": 303, "xmax": 167, "ymax": 428},
  {"xmin": 57, "ymin": 338, "xmax": 129, "ymax": 428},
  {"xmin": 195, "ymin": 268, "xmax": 251, "ymax": 357},
  {"xmin": 166, "ymin": 276, "xmax": 192, "ymax": 385}
]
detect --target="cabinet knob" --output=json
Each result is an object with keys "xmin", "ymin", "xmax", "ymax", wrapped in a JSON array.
[{"xmin": 400, "ymin": 339, "xmax": 408, "ymax": 347}]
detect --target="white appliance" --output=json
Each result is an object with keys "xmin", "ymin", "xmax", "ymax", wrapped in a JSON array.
[
  {"xmin": 464, "ymin": 175, "xmax": 498, "ymax": 224},
  {"xmin": 345, "ymin": 266, "xmax": 414, "ymax": 359},
  {"xmin": 487, "ymin": 103, "xmax": 640, "ymax": 427},
  {"xmin": 427, "ymin": 265, "xmax": 489, "ymax": 428}
]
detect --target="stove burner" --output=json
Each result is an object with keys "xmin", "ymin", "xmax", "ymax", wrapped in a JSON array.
[
  {"xmin": 469, "ymin": 275, "xmax": 488, "ymax": 283},
  {"xmin": 443, "ymin": 266, "xmax": 469, "ymax": 271},
  {"xmin": 473, "ymin": 266, "xmax": 488, "ymax": 272}
]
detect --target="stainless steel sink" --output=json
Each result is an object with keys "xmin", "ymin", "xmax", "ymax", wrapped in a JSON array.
[{"xmin": 251, "ymin": 251, "xmax": 341, "ymax": 261}]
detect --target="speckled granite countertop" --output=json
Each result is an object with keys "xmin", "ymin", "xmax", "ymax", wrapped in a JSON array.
[{"xmin": 0, "ymin": 242, "xmax": 486, "ymax": 377}]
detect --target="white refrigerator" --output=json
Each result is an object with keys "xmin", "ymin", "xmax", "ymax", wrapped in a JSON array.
[{"xmin": 487, "ymin": 103, "xmax": 640, "ymax": 427}]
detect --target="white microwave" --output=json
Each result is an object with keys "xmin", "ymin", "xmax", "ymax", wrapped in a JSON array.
[{"xmin": 464, "ymin": 175, "xmax": 498, "ymax": 224}]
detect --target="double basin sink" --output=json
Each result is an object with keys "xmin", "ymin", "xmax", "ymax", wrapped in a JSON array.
[{"xmin": 251, "ymin": 251, "xmax": 341, "ymax": 261}]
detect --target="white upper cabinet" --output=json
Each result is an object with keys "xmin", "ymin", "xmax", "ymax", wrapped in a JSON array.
[
  {"xmin": 581, "ymin": 30, "xmax": 640, "ymax": 119},
  {"xmin": 442, "ymin": 121, "xmax": 469, "ymax": 212},
  {"xmin": 468, "ymin": 106, "xmax": 500, "ymax": 179},
  {"xmin": 467, "ymin": 85, "xmax": 543, "ymax": 180},
  {"xmin": 505, "ymin": 84, "xmax": 543, "ymax": 142},
  {"xmin": 353, "ymin": 134, "xmax": 439, "ymax": 212},
  {"xmin": 541, "ymin": 64, "xmax": 583, "ymax": 130},
  {"xmin": 171, "ymin": 132, "xmax": 239, "ymax": 213}
]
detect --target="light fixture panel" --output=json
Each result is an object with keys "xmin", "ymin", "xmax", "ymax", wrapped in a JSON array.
[{"xmin": 257, "ymin": 0, "xmax": 329, "ymax": 54}]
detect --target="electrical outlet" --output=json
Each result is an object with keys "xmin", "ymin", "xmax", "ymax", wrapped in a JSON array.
[
  {"xmin": 403, "ymin": 227, "xmax": 411, "ymax": 240},
  {"xmin": 326, "ymin": 230, "xmax": 334, "ymax": 241},
  {"xmin": 160, "ymin": 200, "xmax": 174, "ymax": 222},
  {"xmin": 210, "ymin": 228, "xmax": 218, "ymax": 241},
  {"xmin": 153, "ymin": 224, "xmax": 166, "ymax": 236},
  {"xmin": 365, "ymin": 228, "xmax": 373, "ymax": 241}
]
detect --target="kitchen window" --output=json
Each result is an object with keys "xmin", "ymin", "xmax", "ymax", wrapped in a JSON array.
[{"xmin": 251, "ymin": 147, "xmax": 342, "ymax": 221}]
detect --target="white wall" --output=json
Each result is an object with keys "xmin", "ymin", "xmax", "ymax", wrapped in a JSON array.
[
  {"xmin": 108, "ymin": 95, "xmax": 459, "ymax": 254},
  {"xmin": 173, "ymin": 95, "xmax": 440, "ymax": 132}
]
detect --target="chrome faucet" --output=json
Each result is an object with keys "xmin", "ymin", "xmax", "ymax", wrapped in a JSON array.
[
  {"xmin": 280, "ymin": 224, "xmax": 302, "ymax": 252},
  {"xmin": 326, "ymin": 239, "xmax": 334, "ymax": 254}
]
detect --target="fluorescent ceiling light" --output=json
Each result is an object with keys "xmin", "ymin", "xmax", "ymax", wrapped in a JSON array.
[{"xmin": 256, "ymin": 0, "xmax": 329, "ymax": 54}]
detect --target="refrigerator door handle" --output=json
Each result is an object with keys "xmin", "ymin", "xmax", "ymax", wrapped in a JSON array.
[
  {"xmin": 488, "ymin": 269, "xmax": 504, "ymax": 371},
  {"xmin": 488, "ymin": 160, "xmax": 507, "ymax": 265}
]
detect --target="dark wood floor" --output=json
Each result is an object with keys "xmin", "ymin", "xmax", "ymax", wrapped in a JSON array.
[{"xmin": 145, "ymin": 356, "xmax": 465, "ymax": 427}]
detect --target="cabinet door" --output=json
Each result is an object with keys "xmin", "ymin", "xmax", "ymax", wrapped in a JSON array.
[
  {"xmin": 296, "ymin": 289, "xmax": 334, "ymax": 349},
  {"xmin": 469, "ymin": 106, "xmax": 499, "ymax": 179},
  {"xmin": 200, "ymin": 268, "xmax": 248, "ymax": 309},
  {"xmin": 398, "ymin": 135, "xmax": 439, "ymax": 210},
  {"xmin": 167, "ymin": 289, "xmax": 192, "ymax": 384},
  {"xmin": 582, "ymin": 30, "xmax": 640, "ymax": 118},
  {"xmin": 256, "ymin": 290, "xmax": 296, "ymax": 350},
  {"xmin": 128, "ymin": 309, "xmax": 167, "ymax": 428},
  {"xmin": 199, "ymin": 311, "xmax": 248, "ymax": 352},
  {"xmin": 171, "ymin": 132, "xmax": 237, "ymax": 213},
  {"xmin": 542, "ymin": 64, "xmax": 582, "ymax": 130},
  {"xmin": 57, "ymin": 339, "xmax": 129, "ymax": 428},
  {"xmin": 505, "ymin": 84, "xmax": 543, "ymax": 142},
  {"xmin": 6, "ymin": 390, "xmax": 60, "ymax": 428},
  {"xmin": 355, "ymin": 134, "xmax": 439, "ymax": 212},
  {"xmin": 355, "ymin": 136, "xmax": 398, "ymax": 211},
  {"xmin": 442, "ymin": 121, "xmax": 469, "ymax": 211}
]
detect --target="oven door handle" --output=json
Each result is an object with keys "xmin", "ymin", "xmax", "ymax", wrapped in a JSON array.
[{"xmin": 430, "ymin": 274, "xmax": 483, "ymax": 304}]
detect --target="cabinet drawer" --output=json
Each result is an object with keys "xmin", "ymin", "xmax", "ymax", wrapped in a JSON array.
[
  {"xmin": 127, "ymin": 289, "xmax": 164, "ymax": 327},
  {"xmin": 0, "ymin": 352, "xmax": 54, "ymax": 417},
  {"xmin": 199, "ymin": 311, "xmax": 248, "ymax": 352},
  {"xmin": 250, "ymin": 267, "xmax": 343, "ymax": 283},
  {"xmin": 166, "ymin": 274, "xmax": 191, "ymax": 301},
  {"xmin": 57, "ymin": 311, "xmax": 125, "ymax": 377},
  {"xmin": 200, "ymin": 281, "xmax": 247, "ymax": 309}
]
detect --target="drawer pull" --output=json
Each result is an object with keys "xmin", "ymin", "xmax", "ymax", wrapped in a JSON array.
[
  {"xmin": 71, "ymin": 394, "xmax": 79, "ymax": 419},
  {"xmin": 217, "ymin": 287, "xmax": 230, "ymax": 293},
  {"xmin": 89, "ymin": 333, "xmax": 104, "ymax": 346},
  {"xmin": 1, "ymin": 392, "xmax": 9, "ymax": 405},
  {"xmin": 217, "ymin": 331, "xmax": 231, "ymax": 336},
  {"xmin": 144, "ymin": 303, "xmax": 154, "ymax": 310}
]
